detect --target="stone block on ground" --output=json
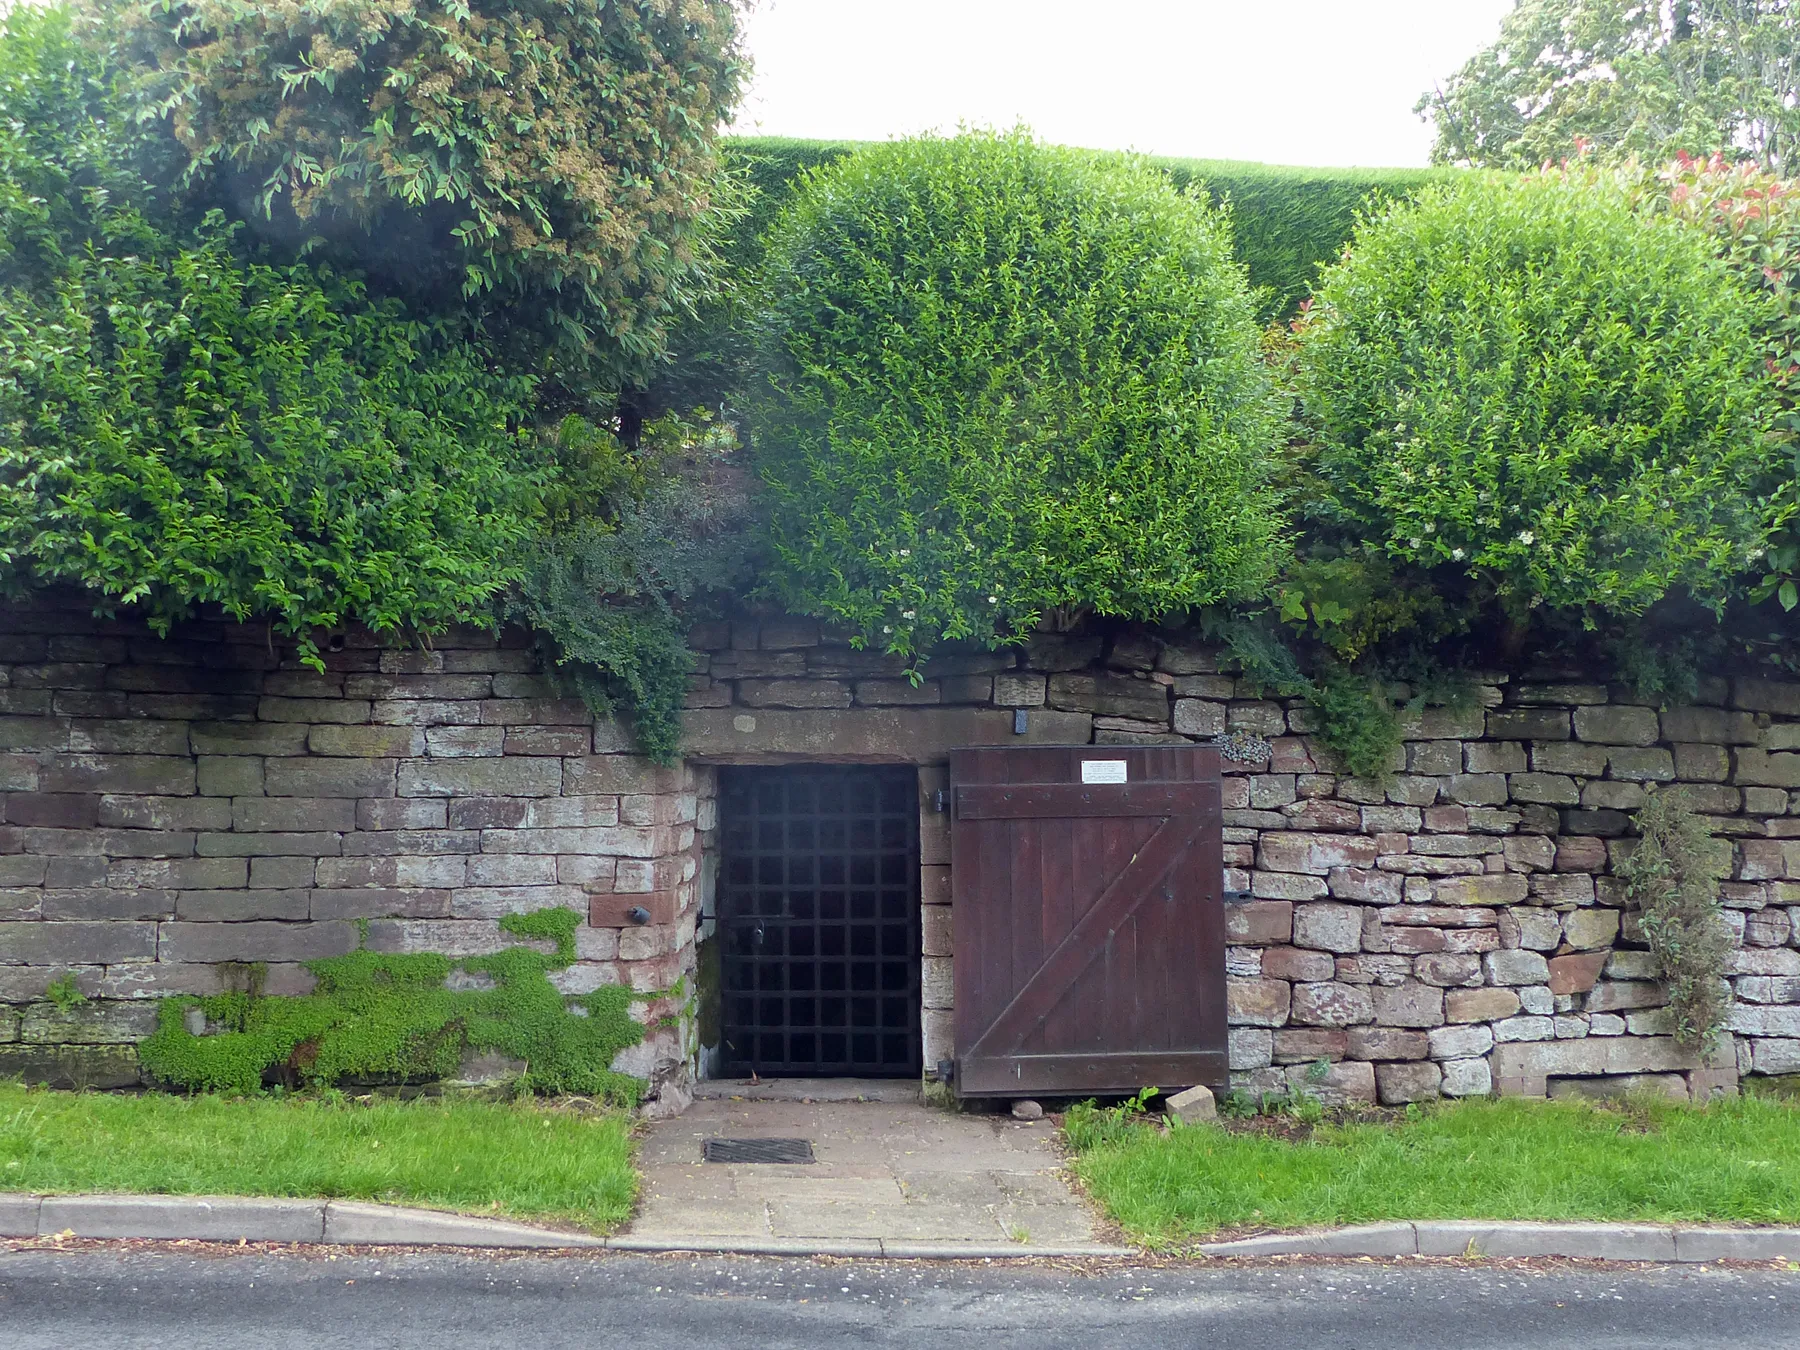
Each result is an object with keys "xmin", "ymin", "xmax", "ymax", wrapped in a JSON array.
[
  {"xmin": 37, "ymin": 1195, "xmax": 325, "ymax": 1243},
  {"xmin": 1164, "ymin": 1084, "xmax": 1217, "ymax": 1124}
]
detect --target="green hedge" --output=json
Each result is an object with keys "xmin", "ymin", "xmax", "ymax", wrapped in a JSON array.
[
  {"xmin": 748, "ymin": 132, "xmax": 1286, "ymax": 656},
  {"xmin": 720, "ymin": 138, "xmax": 1446, "ymax": 321},
  {"xmin": 1157, "ymin": 159, "xmax": 1449, "ymax": 319}
]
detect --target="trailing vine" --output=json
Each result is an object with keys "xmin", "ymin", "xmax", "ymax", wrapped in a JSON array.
[
  {"xmin": 1617, "ymin": 788, "xmax": 1735, "ymax": 1053},
  {"xmin": 138, "ymin": 909, "xmax": 653, "ymax": 1102}
]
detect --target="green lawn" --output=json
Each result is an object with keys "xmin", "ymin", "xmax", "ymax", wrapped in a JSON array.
[
  {"xmin": 0, "ymin": 1083, "xmax": 638, "ymax": 1234},
  {"xmin": 1064, "ymin": 1093, "xmax": 1800, "ymax": 1247}
]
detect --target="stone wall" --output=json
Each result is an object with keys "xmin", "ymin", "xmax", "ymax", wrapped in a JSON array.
[
  {"xmin": 685, "ymin": 616, "xmax": 1800, "ymax": 1104},
  {"xmin": 7, "ymin": 593, "xmax": 1800, "ymax": 1110},
  {"xmin": 0, "ymin": 594, "xmax": 700, "ymax": 1106}
]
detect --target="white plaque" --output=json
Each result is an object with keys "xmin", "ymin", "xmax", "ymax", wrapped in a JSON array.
[{"xmin": 1080, "ymin": 759, "xmax": 1128, "ymax": 784}]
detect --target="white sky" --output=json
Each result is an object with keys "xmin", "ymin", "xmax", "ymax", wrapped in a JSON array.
[{"xmin": 736, "ymin": 1, "xmax": 1520, "ymax": 168}]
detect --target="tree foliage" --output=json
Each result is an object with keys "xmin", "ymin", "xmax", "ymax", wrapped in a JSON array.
[
  {"xmin": 1423, "ymin": 0, "xmax": 1800, "ymax": 173},
  {"xmin": 100, "ymin": 0, "xmax": 748, "ymax": 393},
  {"xmin": 748, "ymin": 131, "xmax": 1288, "ymax": 659},
  {"xmin": 0, "ymin": 7, "xmax": 548, "ymax": 654},
  {"xmin": 1297, "ymin": 170, "xmax": 1779, "ymax": 620}
]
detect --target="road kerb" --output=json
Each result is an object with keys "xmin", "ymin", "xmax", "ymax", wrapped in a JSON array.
[{"xmin": 7, "ymin": 1194, "xmax": 1800, "ymax": 1262}]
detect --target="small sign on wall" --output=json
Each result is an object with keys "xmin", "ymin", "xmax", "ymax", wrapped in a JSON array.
[{"xmin": 1080, "ymin": 759, "xmax": 1129, "ymax": 784}]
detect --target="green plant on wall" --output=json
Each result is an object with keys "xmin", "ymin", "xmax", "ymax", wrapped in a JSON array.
[
  {"xmin": 138, "ymin": 910, "xmax": 652, "ymax": 1101},
  {"xmin": 1617, "ymin": 787, "xmax": 1735, "ymax": 1052}
]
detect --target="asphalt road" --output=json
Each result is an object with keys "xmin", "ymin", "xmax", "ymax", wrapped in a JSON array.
[{"xmin": 2, "ymin": 1247, "xmax": 1798, "ymax": 1349}]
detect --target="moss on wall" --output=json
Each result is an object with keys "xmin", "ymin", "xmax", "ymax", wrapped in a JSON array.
[{"xmin": 137, "ymin": 910, "xmax": 650, "ymax": 1102}]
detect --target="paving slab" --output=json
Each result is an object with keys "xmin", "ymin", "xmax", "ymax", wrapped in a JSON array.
[
  {"xmin": 36, "ymin": 1194, "xmax": 326, "ymax": 1242},
  {"xmin": 628, "ymin": 1096, "xmax": 1108, "ymax": 1250}
]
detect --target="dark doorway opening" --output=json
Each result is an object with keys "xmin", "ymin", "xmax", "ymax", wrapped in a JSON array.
[{"xmin": 717, "ymin": 765, "xmax": 921, "ymax": 1078}]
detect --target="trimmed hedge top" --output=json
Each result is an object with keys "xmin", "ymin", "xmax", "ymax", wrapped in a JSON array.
[{"xmin": 747, "ymin": 131, "xmax": 1287, "ymax": 655}]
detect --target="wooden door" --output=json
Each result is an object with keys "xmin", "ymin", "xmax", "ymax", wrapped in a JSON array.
[{"xmin": 951, "ymin": 745, "xmax": 1226, "ymax": 1097}]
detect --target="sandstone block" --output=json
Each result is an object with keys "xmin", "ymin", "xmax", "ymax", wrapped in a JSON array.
[
  {"xmin": 1562, "ymin": 909, "xmax": 1620, "ymax": 950},
  {"xmin": 1428, "ymin": 1023, "xmax": 1494, "ymax": 1060},
  {"xmin": 1251, "ymin": 871, "xmax": 1325, "ymax": 902},
  {"xmin": 1290, "ymin": 981, "xmax": 1375, "ymax": 1027},
  {"xmin": 1440, "ymin": 1057, "xmax": 1493, "ymax": 1097},
  {"xmin": 257, "ymin": 696, "xmax": 373, "ymax": 725},
  {"xmin": 1292, "ymin": 902, "xmax": 1363, "ymax": 954},
  {"xmin": 1257, "ymin": 832, "xmax": 1377, "ymax": 876},
  {"xmin": 1586, "ymin": 980, "xmax": 1666, "ymax": 1012},
  {"xmin": 1347, "ymin": 1026, "xmax": 1430, "ymax": 1061},
  {"xmin": 563, "ymin": 756, "xmax": 682, "ymax": 796},
  {"xmin": 1673, "ymin": 743, "xmax": 1732, "ymax": 783},
  {"xmin": 1485, "ymin": 949, "xmax": 1551, "ymax": 985},
  {"xmin": 1508, "ymin": 773, "xmax": 1580, "ymax": 806},
  {"xmin": 1580, "ymin": 780, "xmax": 1647, "ymax": 811},
  {"xmin": 1465, "ymin": 742, "xmax": 1527, "ymax": 774},
  {"xmin": 1326, "ymin": 867, "xmax": 1404, "ymax": 904},
  {"xmin": 992, "ymin": 674, "xmax": 1047, "ymax": 708},
  {"xmin": 1493, "ymin": 1014, "xmax": 1555, "ymax": 1042},
  {"xmin": 108, "ymin": 857, "xmax": 245, "ymax": 890},
  {"xmin": 1045, "ymin": 672, "xmax": 1168, "ymax": 721},
  {"xmin": 1261, "ymin": 946, "xmax": 1335, "ymax": 982},
  {"xmin": 196, "ymin": 757, "xmax": 263, "ymax": 797},
  {"xmin": 1531, "ymin": 742, "xmax": 1608, "ymax": 776},
  {"xmin": 307, "ymin": 726, "xmax": 425, "ymax": 758},
  {"xmin": 1606, "ymin": 747, "xmax": 1675, "ymax": 782},
  {"xmin": 175, "ymin": 890, "xmax": 309, "ymax": 922},
  {"xmin": 1433, "ymin": 873, "xmax": 1529, "ymax": 906},
  {"xmin": 1284, "ymin": 1058, "xmax": 1378, "ymax": 1105},
  {"xmin": 1172, "ymin": 699, "xmax": 1226, "ymax": 736},
  {"xmin": 1226, "ymin": 977, "xmax": 1290, "ymax": 1027},
  {"xmin": 1735, "ymin": 749, "xmax": 1800, "ymax": 789},
  {"xmin": 1376, "ymin": 1060, "xmax": 1442, "ymax": 1104},
  {"xmin": 1415, "ymin": 952, "xmax": 1483, "ymax": 987},
  {"xmin": 1572, "ymin": 705, "xmax": 1658, "ymax": 746},
  {"xmin": 397, "ymin": 758, "xmax": 562, "ymax": 798},
  {"xmin": 1224, "ymin": 900, "xmax": 1292, "ymax": 944},
  {"xmin": 1661, "ymin": 706, "xmax": 1759, "ymax": 744},
  {"xmin": 1273, "ymin": 1027, "xmax": 1348, "ymax": 1062},
  {"xmin": 1373, "ymin": 979, "xmax": 1445, "ymax": 1028},
  {"xmin": 264, "ymin": 758, "xmax": 396, "ymax": 799},
  {"xmin": 232, "ymin": 797, "xmax": 356, "ymax": 833},
  {"xmin": 39, "ymin": 754, "xmax": 194, "ymax": 796},
  {"xmin": 1547, "ymin": 950, "xmax": 1610, "ymax": 995},
  {"xmin": 1487, "ymin": 709, "xmax": 1570, "ymax": 741},
  {"xmin": 1732, "ymin": 678, "xmax": 1800, "ymax": 716},
  {"xmin": 157, "ymin": 920, "xmax": 358, "ymax": 963},
  {"xmin": 1445, "ymin": 986, "xmax": 1522, "ymax": 1022},
  {"xmin": 1228, "ymin": 1027, "xmax": 1273, "ymax": 1070}
]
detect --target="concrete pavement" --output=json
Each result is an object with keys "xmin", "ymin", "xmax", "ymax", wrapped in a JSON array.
[{"xmin": 628, "ymin": 1094, "xmax": 1107, "ymax": 1250}]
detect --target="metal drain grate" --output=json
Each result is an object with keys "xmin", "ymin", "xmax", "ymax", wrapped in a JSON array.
[{"xmin": 703, "ymin": 1137, "xmax": 815, "ymax": 1164}]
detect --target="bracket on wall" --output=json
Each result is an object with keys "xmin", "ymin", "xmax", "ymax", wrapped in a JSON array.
[{"xmin": 1013, "ymin": 709, "xmax": 1029, "ymax": 735}]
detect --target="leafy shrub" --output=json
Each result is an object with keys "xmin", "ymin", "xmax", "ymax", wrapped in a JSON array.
[
  {"xmin": 1630, "ymin": 154, "xmax": 1800, "ymax": 612},
  {"xmin": 101, "ymin": 0, "xmax": 747, "ymax": 391},
  {"xmin": 749, "ymin": 131, "xmax": 1287, "ymax": 659},
  {"xmin": 0, "ymin": 212, "xmax": 547, "ymax": 654},
  {"xmin": 1298, "ymin": 170, "xmax": 1780, "ymax": 620},
  {"xmin": 1617, "ymin": 787, "xmax": 1734, "ymax": 1053},
  {"xmin": 505, "ymin": 412, "xmax": 754, "ymax": 761}
]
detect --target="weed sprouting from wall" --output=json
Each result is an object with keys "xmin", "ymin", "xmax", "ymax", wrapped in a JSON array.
[
  {"xmin": 1618, "ymin": 788, "xmax": 1735, "ymax": 1053},
  {"xmin": 137, "ymin": 909, "xmax": 650, "ymax": 1101}
]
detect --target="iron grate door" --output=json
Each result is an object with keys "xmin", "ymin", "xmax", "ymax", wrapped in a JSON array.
[{"xmin": 718, "ymin": 766, "xmax": 921, "ymax": 1078}]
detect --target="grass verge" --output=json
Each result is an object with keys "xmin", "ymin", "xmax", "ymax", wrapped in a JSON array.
[
  {"xmin": 0, "ymin": 1082, "xmax": 637, "ymax": 1234},
  {"xmin": 1064, "ymin": 1093, "xmax": 1800, "ymax": 1247}
]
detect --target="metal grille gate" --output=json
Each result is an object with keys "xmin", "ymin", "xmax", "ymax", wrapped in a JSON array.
[{"xmin": 718, "ymin": 766, "xmax": 922, "ymax": 1077}]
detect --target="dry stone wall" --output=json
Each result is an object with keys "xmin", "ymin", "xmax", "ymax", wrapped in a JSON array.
[
  {"xmin": 0, "ymin": 594, "xmax": 701, "ymax": 1104},
  {"xmin": 5, "ymin": 594, "xmax": 1799, "ymax": 1110},
  {"xmin": 688, "ymin": 617, "xmax": 1800, "ymax": 1104}
]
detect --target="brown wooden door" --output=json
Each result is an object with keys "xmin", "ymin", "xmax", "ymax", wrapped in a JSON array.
[{"xmin": 950, "ymin": 745, "xmax": 1227, "ymax": 1097}]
